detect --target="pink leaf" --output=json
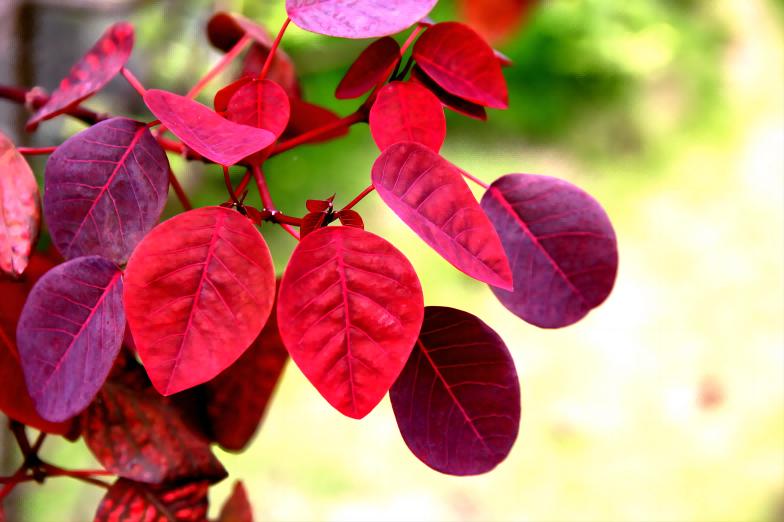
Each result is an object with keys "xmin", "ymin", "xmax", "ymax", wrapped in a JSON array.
[
  {"xmin": 336, "ymin": 37, "xmax": 401, "ymax": 99},
  {"xmin": 225, "ymin": 79, "xmax": 291, "ymax": 138},
  {"xmin": 369, "ymin": 81, "xmax": 446, "ymax": 152}
]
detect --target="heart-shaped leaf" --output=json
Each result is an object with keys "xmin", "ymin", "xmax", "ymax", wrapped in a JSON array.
[
  {"xmin": 282, "ymin": 99, "xmax": 349, "ymax": 144},
  {"xmin": 278, "ymin": 226, "xmax": 424, "ymax": 419},
  {"xmin": 480, "ymin": 174, "xmax": 618, "ymax": 328},
  {"xmin": 286, "ymin": 0, "xmax": 438, "ymax": 38},
  {"xmin": 410, "ymin": 66, "xmax": 487, "ymax": 121},
  {"xmin": 94, "ymin": 479, "xmax": 210, "ymax": 522},
  {"xmin": 390, "ymin": 306, "xmax": 520, "ymax": 475},
  {"xmin": 44, "ymin": 117, "xmax": 170, "ymax": 264},
  {"xmin": 0, "ymin": 132, "xmax": 40, "ymax": 277},
  {"xmin": 218, "ymin": 482, "xmax": 253, "ymax": 522},
  {"xmin": 369, "ymin": 81, "xmax": 446, "ymax": 152},
  {"xmin": 143, "ymin": 89, "xmax": 276, "ymax": 166},
  {"xmin": 336, "ymin": 37, "xmax": 401, "ymax": 99},
  {"xmin": 226, "ymin": 79, "xmax": 291, "ymax": 138},
  {"xmin": 27, "ymin": 22, "xmax": 134, "ymax": 129},
  {"xmin": 413, "ymin": 22, "xmax": 508, "ymax": 109},
  {"xmin": 371, "ymin": 142, "xmax": 512, "ymax": 289},
  {"xmin": 16, "ymin": 255, "xmax": 124, "ymax": 422},
  {"xmin": 124, "ymin": 206, "xmax": 276, "ymax": 395}
]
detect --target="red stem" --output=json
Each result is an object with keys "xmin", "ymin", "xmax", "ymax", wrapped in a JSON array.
[
  {"xmin": 259, "ymin": 17, "xmax": 291, "ymax": 80},
  {"xmin": 168, "ymin": 169, "xmax": 193, "ymax": 210},
  {"xmin": 251, "ymin": 165, "xmax": 301, "ymax": 239},
  {"xmin": 0, "ymin": 84, "xmax": 106, "ymax": 125},
  {"xmin": 271, "ymin": 111, "xmax": 365, "ymax": 156},
  {"xmin": 399, "ymin": 24, "xmax": 424, "ymax": 56},
  {"xmin": 460, "ymin": 169, "xmax": 489, "ymax": 189},
  {"xmin": 187, "ymin": 35, "xmax": 251, "ymax": 99},
  {"xmin": 121, "ymin": 67, "xmax": 147, "ymax": 97},
  {"xmin": 40, "ymin": 464, "xmax": 110, "ymax": 489},
  {"xmin": 223, "ymin": 166, "xmax": 240, "ymax": 206},
  {"xmin": 16, "ymin": 146, "xmax": 57, "ymax": 155},
  {"xmin": 340, "ymin": 184, "xmax": 375, "ymax": 212}
]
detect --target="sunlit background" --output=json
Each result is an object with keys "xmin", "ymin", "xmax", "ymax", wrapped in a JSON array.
[{"xmin": 0, "ymin": 0, "xmax": 782, "ymax": 520}]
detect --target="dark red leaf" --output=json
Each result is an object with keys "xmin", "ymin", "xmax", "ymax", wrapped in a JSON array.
[
  {"xmin": 369, "ymin": 81, "xmax": 446, "ymax": 152},
  {"xmin": 143, "ymin": 89, "xmax": 276, "ymax": 166},
  {"xmin": 336, "ymin": 37, "xmax": 401, "ymax": 99},
  {"xmin": 240, "ymin": 44, "xmax": 301, "ymax": 99},
  {"xmin": 336, "ymin": 209, "xmax": 364, "ymax": 229},
  {"xmin": 44, "ymin": 117, "xmax": 170, "ymax": 264},
  {"xmin": 207, "ymin": 11, "xmax": 274, "ymax": 51},
  {"xmin": 410, "ymin": 66, "xmax": 487, "ymax": 121},
  {"xmin": 0, "ymin": 132, "xmax": 40, "ymax": 277},
  {"xmin": 282, "ymin": 99, "xmax": 348, "ymax": 144},
  {"xmin": 94, "ymin": 479, "xmax": 209, "ymax": 522},
  {"xmin": 278, "ymin": 226, "xmax": 424, "ymax": 419},
  {"xmin": 458, "ymin": 0, "xmax": 537, "ymax": 44},
  {"xmin": 413, "ymin": 22, "xmax": 508, "ymax": 109},
  {"xmin": 214, "ymin": 77, "xmax": 252, "ymax": 114},
  {"xmin": 16, "ymin": 256, "xmax": 124, "ymax": 422},
  {"xmin": 371, "ymin": 142, "xmax": 513, "ymax": 290},
  {"xmin": 225, "ymin": 79, "xmax": 291, "ymax": 138},
  {"xmin": 305, "ymin": 199, "xmax": 332, "ymax": 213},
  {"xmin": 286, "ymin": 0, "xmax": 438, "ymax": 39},
  {"xmin": 27, "ymin": 22, "xmax": 134, "ymax": 129},
  {"xmin": 480, "ymin": 174, "xmax": 618, "ymax": 328},
  {"xmin": 217, "ymin": 482, "xmax": 253, "ymax": 522},
  {"xmin": 300, "ymin": 211, "xmax": 327, "ymax": 238},
  {"xmin": 390, "ymin": 306, "xmax": 520, "ymax": 476},
  {"xmin": 123, "ymin": 206, "xmax": 276, "ymax": 395}
]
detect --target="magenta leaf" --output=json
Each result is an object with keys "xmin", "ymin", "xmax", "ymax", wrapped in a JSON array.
[
  {"xmin": 336, "ymin": 37, "xmax": 401, "ymax": 99},
  {"xmin": 44, "ymin": 117, "xmax": 169, "ymax": 264},
  {"xmin": 27, "ymin": 22, "xmax": 134, "ymax": 129},
  {"xmin": 480, "ymin": 174, "xmax": 618, "ymax": 328},
  {"xmin": 143, "ymin": 89, "xmax": 276, "ymax": 166},
  {"xmin": 225, "ymin": 79, "xmax": 291, "ymax": 138},
  {"xmin": 371, "ymin": 142, "xmax": 512, "ymax": 289},
  {"xmin": 369, "ymin": 81, "xmax": 446, "ymax": 152},
  {"xmin": 277, "ymin": 226, "xmax": 424, "ymax": 419},
  {"xmin": 286, "ymin": 0, "xmax": 438, "ymax": 38},
  {"xmin": 16, "ymin": 255, "xmax": 124, "ymax": 422},
  {"xmin": 390, "ymin": 306, "xmax": 520, "ymax": 476}
]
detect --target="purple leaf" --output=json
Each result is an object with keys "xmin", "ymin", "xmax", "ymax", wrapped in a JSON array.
[
  {"xmin": 480, "ymin": 174, "xmax": 618, "ymax": 328},
  {"xmin": 390, "ymin": 306, "xmax": 520, "ymax": 475},
  {"xmin": 16, "ymin": 255, "xmax": 124, "ymax": 421},
  {"xmin": 44, "ymin": 117, "xmax": 170, "ymax": 264}
]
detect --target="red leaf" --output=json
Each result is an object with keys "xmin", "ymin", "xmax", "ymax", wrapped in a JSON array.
[
  {"xmin": 413, "ymin": 22, "xmax": 508, "ymax": 109},
  {"xmin": 214, "ymin": 78, "xmax": 252, "ymax": 114},
  {"xmin": 217, "ymin": 482, "xmax": 253, "ymax": 522},
  {"xmin": 240, "ymin": 44, "xmax": 301, "ymax": 99},
  {"xmin": 207, "ymin": 11, "xmax": 275, "ymax": 51},
  {"xmin": 282, "ymin": 99, "xmax": 348, "ymax": 144},
  {"xmin": 278, "ymin": 226, "xmax": 424, "ymax": 419},
  {"xmin": 369, "ymin": 81, "xmax": 446, "ymax": 152},
  {"xmin": 94, "ymin": 479, "xmax": 210, "ymax": 522},
  {"xmin": 458, "ymin": 0, "xmax": 537, "ymax": 44},
  {"xmin": 143, "ymin": 89, "xmax": 275, "ymax": 166},
  {"xmin": 371, "ymin": 142, "xmax": 513, "ymax": 290},
  {"xmin": 225, "ymin": 79, "xmax": 291, "ymax": 138},
  {"xmin": 305, "ymin": 199, "xmax": 332, "ymax": 213},
  {"xmin": 286, "ymin": 0, "xmax": 438, "ymax": 39},
  {"xmin": 27, "ymin": 22, "xmax": 134, "ymax": 129},
  {"xmin": 336, "ymin": 37, "xmax": 401, "ymax": 99},
  {"xmin": 390, "ymin": 306, "xmax": 520, "ymax": 475},
  {"xmin": 300, "ymin": 211, "xmax": 327, "ymax": 239},
  {"xmin": 0, "ymin": 132, "xmax": 40, "ymax": 277},
  {"xmin": 123, "ymin": 206, "xmax": 276, "ymax": 395},
  {"xmin": 336, "ymin": 209, "xmax": 364, "ymax": 229},
  {"xmin": 410, "ymin": 66, "xmax": 487, "ymax": 121},
  {"xmin": 44, "ymin": 117, "xmax": 170, "ymax": 264},
  {"xmin": 480, "ymin": 174, "xmax": 618, "ymax": 328}
]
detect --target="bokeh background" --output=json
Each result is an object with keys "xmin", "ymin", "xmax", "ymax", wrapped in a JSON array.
[{"xmin": 0, "ymin": 0, "xmax": 782, "ymax": 520}]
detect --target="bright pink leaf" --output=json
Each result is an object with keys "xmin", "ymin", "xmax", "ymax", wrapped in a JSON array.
[
  {"xmin": 410, "ymin": 66, "xmax": 487, "ymax": 121},
  {"xmin": 336, "ymin": 37, "xmax": 401, "ymax": 99},
  {"xmin": 123, "ymin": 206, "xmax": 276, "ymax": 395},
  {"xmin": 390, "ymin": 306, "xmax": 520, "ymax": 475},
  {"xmin": 143, "ymin": 89, "xmax": 276, "ymax": 166},
  {"xmin": 282, "ymin": 98, "xmax": 349, "ymax": 144},
  {"xmin": 286, "ymin": 0, "xmax": 438, "ymax": 38},
  {"xmin": 44, "ymin": 117, "xmax": 169, "ymax": 264},
  {"xmin": 218, "ymin": 482, "xmax": 254, "ymax": 522},
  {"xmin": 16, "ymin": 255, "xmax": 124, "ymax": 422},
  {"xmin": 369, "ymin": 81, "xmax": 446, "ymax": 152},
  {"xmin": 413, "ymin": 22, "xmax": 508, "ymax": 109},
  {"xmin": 371, "ymin": 142, "xmax": 512, "ymax": 290},
  {"xmin": 94, "ymin": 479, "xmax": 210, "ymax": 522},
  {"xmin": 277, "ymin": 226, "xmax": 424, "ymax": 419},
  {"xmin": 226, "ymin": 79, "xmax": 291, "ymax": 138},
  {"xmin": 0, "ymin": 132, "xmax": 40, "ymax": 277},
  {"xmin": 480, "ymin": 174, "xmax": 618, "ymax": 328}
]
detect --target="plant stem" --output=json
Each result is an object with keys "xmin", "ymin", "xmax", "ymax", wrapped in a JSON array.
[
  {"xmin": 460, "ymin": 169, "xmax": 490, "ymax": 189},
  {"xmin": 271, "ymin": 111, "xmax": 365, "ymax": 156},
  {"xmin": 258, "ymin": 17, "xmax": 291, "ymax": 80},
  {"xmin": 120, "ymin": 67, "xmax": 147, "ymax": 97},
  {"xmin": 187, "ymin": 35, "xmax": 251, "ymax": 99},
  {"xmin": 340, "ymin": 185, "xmax": 375, "ymax": 212},
  {"xmin": 0, "ymin": 83, "xmax": 106, "ymax": 126},
  {"xmin": 251, "ymin": 165, "xmax": 301, "ymax": 239},
  {"xmin": 16, "ymin": 146, "xmax": 57, "ymax": 155},
  {"xmin": 168, "ymin": 169, "xmax": 192, "ymax": 210},
  {"xmin": 223, "ymin": 166, "xmax": 240, "ymax": 206},
  {"xmin": 40, "ymin": 464, "xmax": 110, "ymax": 489}
]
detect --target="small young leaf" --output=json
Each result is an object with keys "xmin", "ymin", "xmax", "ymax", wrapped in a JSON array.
[
  {"xmin": 94, "ymin": 479, "xmax": 210, "ymax": 522},
  {"xmin": 390, "ymin": 306, "xmax": 520, "ymax": 475},
  {"xmin": 336, "ymin": 209, "xmax": 364, "ymax": 229},
  {"xmin": 336, "ymin": 37, "xmax": 401, "ymax": 99},
  {"xmin": 286, "ymin": 0, "xmax": 438, "ymax": 39},
  {"xmin": 300, "ymin": 211, "xmax": 327, "ymax": 238},
  {"xmin": 27, "ymin": 22, "xmax": 134, "ymax": 129},
  {"xmin": 278, "ymin": 226, "xmax": 424, "ymax": 419},
  {"xmin": 282, "ymin": 99, "xmax": 349, "ymax": 144},
  {"xmin": 225, "ymin": 79, "xmax": 291, "ymax": 138},
  {"xmin": 369, "ymin": 81, "xmax": 446, "ymax": 152},
  {"xmin": 480, "ymin": 174, "xmax": 618, "ymax": 328},
  {"xmin": 0, "ymin": 132, "xmax": 40, "ymax": 277},
  {"xmin": 410, "ymin": 66, "xmax": 487, "ymax": 121},
  {"xmin": 218, "ymin": 482, "xmax": 253, "ymax": 522},
  {"xmin": 44, "ymin": 117, "xmax": 170, "ymax": 264},
  {"xmin": 371, "ymin": 142, "xmax": 512, "ymax": 290},
  {"xmin": 123, "ymin": 206, "xmax": 276, "ymax": 395},
  {"xmin": 17, "ymin": 255, "xmax": 124, "ymax": 422}
]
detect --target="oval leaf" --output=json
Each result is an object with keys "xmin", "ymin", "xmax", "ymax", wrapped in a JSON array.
[
  {"xmin": 480, "ymin": 174, "xmax": 618, "ymax": 328},
  {"xmin": 0, "ymin": 132, "xmax": 40, "ymax": 277},
  {"xmin": 124, "ymin": 206, "xmax": 276, "ymax": 395},
  {"xmin": 410, "ymin": 66, "xmax": 487, "ymax": 121},
  {"xmin": 95, "ymin": 479, "xmax": 209, "ymax": 522},
  {"xmin": 44, "ymin": 117, "xmax": 170, "ymax": 264},
  {"xmin": 369, "ymin": 81, "xmax": 446, "ymax": 152},
  {"xmin": 278, "ymin": 226, "xmax": 424, "ymax": 419},
  {"xmin": 143, "ymin": 89, "xmax": 276, "ymax": 166},
  {"xmin": 218, "ymin": 482, "xmax": 253, "ymax": 522},
  {"xmin": 17, "ymin": 256, "xmax": 124, "ymax": 422},
  {"xmin": 390, "ymin": 306, "xmax": 520, "ymax": 475},
  {"xmin": 27, "ymin": 22, "xmax": 134, "ymax": 129},
  {"xmin": 336, "ymin": 37, "xmax": 401, "ymax": 99},
  {"xmin": 413, "ymin": 22, "xmax": 508, "ymax": 109},
  {"xmin": 371, "ymin": 142, "xmax": 512, "ymax": 289},
  {"xmin": 226, "ymin": 79, "xmax": 291, "ymax": 138}
]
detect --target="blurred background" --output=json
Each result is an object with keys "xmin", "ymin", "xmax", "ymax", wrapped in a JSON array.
[{"xmin": 0, "ymin": 0, "xmax": 782, "ymax": 520}]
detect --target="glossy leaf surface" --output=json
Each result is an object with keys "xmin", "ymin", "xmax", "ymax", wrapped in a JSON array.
[
  {"xmin": 371, "ymin": 142, "xmax": 512, "ymax": 289},
  {"xmin": 481, "ymin": 174, "xmax": 618, "ymax": 328},
  {"xmin": 336, "ymin": 37, "xmax": 400, "ymax": 99},
  {"xmin": 17, "ymin": 256, "xmax": 124, "ymax": 422},
  {"xmin": 124, "ymin": 206, "xmax": 276, "ymax": 395},
  {"xmin": 410, "ymin": 66, "xmax": 487, "ymax": 121},
  {"xmin": 369, "ymin": 81, "xmax": 446, "ymax": 152},
  {"xmin": 278, "ymin": 226, "xmax": 424, "ymax": 419},
  {"xmin": 44, "ymin": 117, "xmax": 169, "ymax": 264},
  {"xmin": 226, "ymin": 79, "xmax": 291, "ymax": 138},
  {"xmin": 390, "ymin": 306, "xmax": 520, "ymax": 475},
  {"xmin": 218, "ymin": 482, "xmax": 253, "ymax": 522},
  {"xmin": 95, "ymin": 479, "xmax": 209, "ymax": 522}
]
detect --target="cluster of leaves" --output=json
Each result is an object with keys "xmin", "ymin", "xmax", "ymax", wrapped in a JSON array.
[{"xmin": 0, "ymin": 0, "xmax": 618, "ymax": 519}]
